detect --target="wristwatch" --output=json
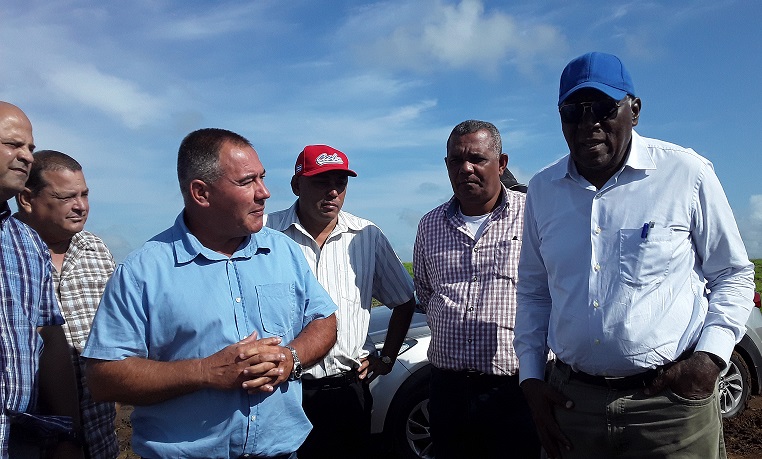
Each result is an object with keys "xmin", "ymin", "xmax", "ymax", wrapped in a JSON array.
[
  {"xmin": 380, "ymin": 355, "xmax": 394, "ymax": 366},
  {"xmin": 286, "ymin": 345, "xmax": 303, "ymax": 380}
]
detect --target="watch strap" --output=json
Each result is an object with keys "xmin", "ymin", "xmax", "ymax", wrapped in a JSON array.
[{"xmin": 286, "ymin": 345, "xmax": 302, "ymax": 380}]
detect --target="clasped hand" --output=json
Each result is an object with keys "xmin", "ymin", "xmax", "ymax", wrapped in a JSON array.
[{"xmin": 201, "ymin": 331, "xmax": 292, "ymax": 394}]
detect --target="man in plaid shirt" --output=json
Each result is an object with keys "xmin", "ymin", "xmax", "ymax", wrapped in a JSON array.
[
  {"xmin": 16, "ymin": 150, "xmax": 118, "ymax": 458},
  {"xmin": 413, "ymin": 120, "xmax": 540, "ymax": 459}
]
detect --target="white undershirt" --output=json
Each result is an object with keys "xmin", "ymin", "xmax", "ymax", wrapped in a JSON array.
[{"xmin": 458, "ymin": 209, "xmax": 490, "ymax": 241}]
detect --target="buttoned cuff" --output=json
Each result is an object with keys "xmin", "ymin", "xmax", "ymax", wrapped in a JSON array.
[
  {"xmin": 695, "ymin": 324, "xmax": 738, "ymax": 368},
  {"xmin": 518, "ymin": 352, "xmax": 547, "ymax": 383}
]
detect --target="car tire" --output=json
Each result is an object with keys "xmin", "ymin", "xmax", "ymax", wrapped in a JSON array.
[
  {"xmin": 386, "ymin": 365, "xmax": 434, "ymax": 459},
  {"xmin": 719, "ymin": 350, "xmax": 751, "ymax": 418}
]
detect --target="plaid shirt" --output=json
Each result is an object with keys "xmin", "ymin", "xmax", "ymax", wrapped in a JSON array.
[
  {"xmin": 414, "ymin": 188, "xmax": 524, "ymax": 375},
  {"xmin": 52, "ymin": 231, "xmax": 117, "ymax": 459},
  {"xmin": 0, "ymin": 204, "xmax": 63, "ymax": 457}
]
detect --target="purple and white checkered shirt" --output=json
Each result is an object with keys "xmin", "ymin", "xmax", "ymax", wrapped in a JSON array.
[
  {"xmin": 414, "ymin": 188, "xmax": 524, "ymax": 376},
  {"xmin": 52, "ymin": 230, "xmax": 117, "ymax": 459},
  {"xmin": 0, "ymin": 204, "xmax": 63, "ymax": 458}
]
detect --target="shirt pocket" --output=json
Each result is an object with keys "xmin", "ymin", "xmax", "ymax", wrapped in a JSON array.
[
  {"xmin": 495, "ymin": 238, "xmax": 520, "ymax": 281},
  {"xmin": 619, "ymin": 227, "xmax": 672, "ymax": 287},
  {"xmin": 256, "ymin": 283, "xmax": 296, "ymax": 337}
]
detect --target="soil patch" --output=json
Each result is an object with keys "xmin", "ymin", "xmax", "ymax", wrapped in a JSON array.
[{"xmin": 116, "ymin": 396, "xmax": 762, "ymax": 458}]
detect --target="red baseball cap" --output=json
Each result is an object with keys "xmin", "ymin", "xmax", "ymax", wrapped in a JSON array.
[{"xmin": 294, "ymin": 145, "xmax": 357, "ymax": 177}]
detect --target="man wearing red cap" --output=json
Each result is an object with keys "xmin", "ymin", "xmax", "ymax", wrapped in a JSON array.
[
  {"xmin": 266, "ymin": 144, "xmax": 415, "ymax": 459},
  {"xmin": 515, "ymin": 52, "xmax": 755, "ymax": 458}
]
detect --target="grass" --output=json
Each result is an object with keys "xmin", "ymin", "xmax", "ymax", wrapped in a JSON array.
[{"xmin": 403, "ymin": 262, "xmax": 413, "ymax": 279}]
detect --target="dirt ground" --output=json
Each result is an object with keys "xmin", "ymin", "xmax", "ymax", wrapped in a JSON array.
[
  {"xmin": 723, "ymin": 395, "xmax": 762, "ymax": 459},
  {"xmin": 116, "ymin": 396, "xmax": 762, "ymax": 458}
]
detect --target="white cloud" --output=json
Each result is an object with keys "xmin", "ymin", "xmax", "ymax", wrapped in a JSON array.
[
  {"xmin": 43, "ymin": 65, "xmax": 165, "ymax": 129},
  {"xmin": 740, "ymin": 195, "xmax": 762, "ymax": 259},
  {"xmin": 340, "ymin": 0, "xmax": 567, "ymax": 76},
  {"xmin": 150, "ymin": 2, "xmax": 277, "ymax": 40}
]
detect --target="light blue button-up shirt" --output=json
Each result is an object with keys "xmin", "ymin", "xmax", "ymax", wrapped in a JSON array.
[
  {"xmin": 515, "ymin": 131, "xmax": 755, "ymax": 381},
  {"xmin": 83, "ymin": 213, "xmax": 337, "ymax": 458}
]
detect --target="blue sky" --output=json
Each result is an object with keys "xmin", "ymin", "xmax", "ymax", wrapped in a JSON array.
[{"xmin": 2, "ymin": 0, "xmax": 760, "ymax": 262}]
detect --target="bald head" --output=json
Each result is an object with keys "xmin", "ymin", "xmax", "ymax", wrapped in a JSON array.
[{"xmin": 0, "ymin": 102, "xmax": 35, "ymax": 202}]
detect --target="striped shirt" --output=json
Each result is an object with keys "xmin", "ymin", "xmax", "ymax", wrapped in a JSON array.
[
  {"xmin": 0, "ymin": 203, "xmax": 63, "ymax": 457},
  {"xmin": 52, "ymin": 231, "xmax": 117, "ymax": 459},
  {"xmin": 266, "ymin": 203, "xmax": 415, "ymax": 378},
  {"xmin": 414, "ymin": 188, "xmax": 525, "ymax": 375}
]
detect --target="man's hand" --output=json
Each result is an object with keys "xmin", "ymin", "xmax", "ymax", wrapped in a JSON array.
[
  {"xmin": 201, "ymin": 331, "xmax": 285, "ymax": 392},
  {"xmin": 645, "ymin": 351, "xmax": 723, "ymax": 399},
  {"xmin": 520, "ymin": 378, "xmax": 573, "ymax": 459},
  {"xmin": 358, "ymin": 355, "xmax": 393, "ymax": 383}
]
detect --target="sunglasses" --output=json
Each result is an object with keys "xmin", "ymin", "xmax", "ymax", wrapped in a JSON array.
[{"xmin": 559, "ymin": 97, "xmax": 627, "ymax": 124}]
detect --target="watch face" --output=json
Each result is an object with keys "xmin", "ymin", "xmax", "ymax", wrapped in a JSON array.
[{"xmin": 287, "ymin": 346, "xmax": 302, "ymax": 380}]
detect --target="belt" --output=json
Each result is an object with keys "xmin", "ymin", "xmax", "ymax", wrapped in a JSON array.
[
  {"xmin": 238, "ymin": 454, "xmax": 293, "ymax": 459},
  {"xmin": 555, "ymin": 360, "xmax": 661, "ymax": 390},
  {"xmin": 301, "ymin": 370, "xmax": 359, "ymax": 389},
  {"xmin": 434, "ymin": 367, "xmax": 517, "ymax": 383}
]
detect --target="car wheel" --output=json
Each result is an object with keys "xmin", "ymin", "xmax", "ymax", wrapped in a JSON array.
[
  {"xmin": 719, "ymin": 350, "xmax": 751, "ymax": 418},
  {"xmin": 386, "ymin": 366, "xmax": 434, "ymax": 459}
]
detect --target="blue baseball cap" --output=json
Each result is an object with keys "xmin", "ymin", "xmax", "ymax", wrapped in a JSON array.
[{"xmin": 558, "ymin": 52, "xmax": 636, "ymax": 106}]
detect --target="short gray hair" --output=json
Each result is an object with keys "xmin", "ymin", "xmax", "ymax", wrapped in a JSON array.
[
  {"xmin": 177, "ymin": 128, "xmax": 252, "ymax": 201},
  {"xmin": 447, "ymin": 120, "xmax": 502, "ymax": 158}
]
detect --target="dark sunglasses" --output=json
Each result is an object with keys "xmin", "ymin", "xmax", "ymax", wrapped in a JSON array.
[{"xmin": 559, "ymin": 97, "xmax": 627, "ymax": 124}]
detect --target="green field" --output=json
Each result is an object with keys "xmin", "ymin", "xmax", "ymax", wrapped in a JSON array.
[
  {"xmin": 403, "ymin": 260, "xmax": 761, "ymax": 292},
  {"xmin": 403, "ymin": 262, "xmax": 413, "ymax": 279}
]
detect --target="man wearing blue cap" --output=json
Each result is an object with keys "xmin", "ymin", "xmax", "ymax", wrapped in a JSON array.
[{"xmin": 514, "ymin": 52, "xmax": 755, "ymax": 458}]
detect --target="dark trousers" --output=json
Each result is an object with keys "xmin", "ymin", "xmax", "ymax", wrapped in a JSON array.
[
  {"xmin": 298, "ymin": 371, "xmax": 372, "ymax": 459},
  {"xmin": 429, "ymin": 367, "xmax": 541, "ymax": 459}
]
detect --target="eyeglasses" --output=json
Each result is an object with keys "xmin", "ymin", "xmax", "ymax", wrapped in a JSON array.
[{"xmin": 559, "ymin": 97, "xmax": 627, "ymax": 124}]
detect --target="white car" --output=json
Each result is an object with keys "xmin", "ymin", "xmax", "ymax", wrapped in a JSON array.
[
  {"xmin": 368, "ymin": 307, "xmax": 433, "ymax": 459},
  {"xmin": 368, "ymin": 291, "xmax": 762, "ymax": 458}
]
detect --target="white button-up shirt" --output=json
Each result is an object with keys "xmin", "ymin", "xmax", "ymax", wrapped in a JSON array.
[
  {"xmin": 515, "ymin": 131, "xmax": 755, "ymax": 381},
  {"xmin": 265, "ymin": 203, "xmax": 414, "ymax": 378}
]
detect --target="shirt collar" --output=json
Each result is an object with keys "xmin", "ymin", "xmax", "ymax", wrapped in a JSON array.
[
  {"xmin": 171, "ymin": 211, "xmax": 263, "ymax": 264},
  {"xmin": 445, "ymin": 186, "xmax": 509, "ymax": 219},
  {"xmin": 270, "ymin": 200, "xmax": 360, "ymax": 236},
  {"xmin": 0, "ymin": 202, "xmax": 11, "ymax": 227},
  {"xmin": 556, "ymin": 130, "xmax": 656, "ymax": 184},
  {"xmin": 69, "ymin": 231, "xmax": 94, "ymax": 252}
]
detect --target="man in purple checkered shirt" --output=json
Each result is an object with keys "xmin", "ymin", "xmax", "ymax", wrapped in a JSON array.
[
  {"xmin": 413, "ymin": 120, "xmax": 540, "ymax": 459},
  {"xmin": 16, "ymin": 150, "xmax": 118, "ymax": 458},
  {"xmin": 0, "ymin": 101, "xmax": 83, "ymax": 458}
]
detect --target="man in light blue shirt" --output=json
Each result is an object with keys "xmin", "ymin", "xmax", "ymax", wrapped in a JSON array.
[
  {"xmin": 83, "ymin": 128, "xmax": 337, "ymax": 459},
  {"xmin": 514, "ymin": 52, "xmax": 755, "ymax": 458}
]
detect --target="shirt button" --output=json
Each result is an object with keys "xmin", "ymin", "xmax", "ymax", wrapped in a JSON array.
[
  {"xmin": 473, "ymin": 247, "xmax": 478, "ymax": 253},
  {"xmin": 594, "ymin": 339, "xmax": 600, "ymax": 345},
  {"xmin": 468, "ymin": 307, "xmax": 474, "ymax": 311},
  {"xmin": 594, "ymin": 227, "xmax": 601, "ymax": 235},
  {"xmin": 467, "ymin": 339, "xmax": 473, "ymax": 343},
  {"xmin": 250, "ymin": 415, "xmax": 256, "ymax": 421},
  {"xmin": 593, "ymin": 300, "xmax": 599, "ymax": 308},
  {"xmin": 595, "ymin": 193, "xmax": 602, "ymax": 199},
  {"xmin": 593, "ymin": 263, "xmax": 601, "ymax": 272},
  {"xmin": 472, "ymin": 275, "xmax": 478, "ymax": 281},
  {"xmin": 235, "ymin": 297, "xmax": 241, "ymax": 303}
]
